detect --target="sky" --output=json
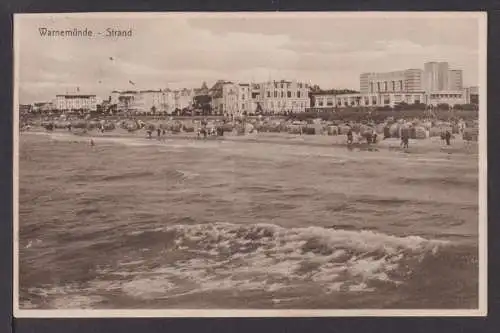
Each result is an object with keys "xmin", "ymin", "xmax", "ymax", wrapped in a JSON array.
[{"xmin": 16, "ymin": 13, "xmax": 483, "ymax": 104}]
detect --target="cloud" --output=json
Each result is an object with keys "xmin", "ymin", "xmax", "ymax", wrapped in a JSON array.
[{"xmin": 16, "ymin": 14, "xmax": 481, "ymax": 103}]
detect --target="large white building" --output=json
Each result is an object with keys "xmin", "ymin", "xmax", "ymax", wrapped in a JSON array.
[
  {"xmin": 211, "ymin": 79, "xmax": 310, "ymax": 116},
  {"xmin": 255, "ymin": 80, "xmax": 310, "ymax": 114},
  {"xmin": 312, "ymin": 92, "xmax": 426, "ymax": 109},
  {"xmin": 427, "ymin": 90, "xmax": 467, "ymax": 107},
  {"xmin": 360, "ymin": 69, "xmax": 424, "ymax": 94},
  {"xmin": 448, "ymin": 69, "xmax": 464, "ymax": 91},
  {"xmin": 55, "ymin": 94, "xmax": 98, "ymax": 112},
  {"xmin": 212, "ymin": 80, "xmax": 310, "ymax": 115},
  {"xmin": 424, "ymin": 62, "xmax": 463, "ymax": 91},
  {"xmin": 110, "ymin": 88, "xmax": 196, "ymax": 114}
]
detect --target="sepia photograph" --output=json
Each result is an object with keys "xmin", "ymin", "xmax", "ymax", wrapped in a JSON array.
[{"xmin": 13, "ymin": 12, "xmax": 487, "ymax": 317}]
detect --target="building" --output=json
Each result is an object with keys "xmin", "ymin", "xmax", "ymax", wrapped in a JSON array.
[
  {"xmin": 464, "ymin": 86, "xmax": 479, "ymax": 105},
  {"xmin": 255, "ymin": 80, "xmax": 310, "ymax": 114},
  {"xmin": 32, "ymin": 102, "xmax": 54, "ymax": 113},
  {"xmin": 172, "ymin": 88, "xmax": 195, "ymax": 111},
  {"xmin": 54, "ymin": 94, "xmax": 98, "ymax": 112},
  {"xmin": 210, "ymin": 79, "xmax": 310, "ymax": 116},
  {"xmin": 19, "ymin": 104, "xmax": 33, "ymax": 114},
  {"xmin": 311, "ymin": 91, "xmax": 426, "ymax": 109},
  {"xmin": 360, "ymin": 69, "xmax": 424, "ymax": 94},
  {"xmin": 427, "ymin": 90, "xmax": 467, "ymax": 107},
  {"xmin": 110, "ymin": 88, "xmax": 195, "ymax": 114},
  {"xmin": 424, "ymin": 62, "xmax": 449, "ymax": 92},
  {"xmin": 448, "ymin": 70, "xmax": 463, "ymax": 91}
]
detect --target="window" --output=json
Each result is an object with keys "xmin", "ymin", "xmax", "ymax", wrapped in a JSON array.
[
  {"xmin": 274, "ymin": 91, "xmax": 277, "ymax": 98},
  {"xmin": 297, "ymin": 91, "xmax": 301, "ymax": 98},
  {"xmin": 318, "ymin": 100, "xmax": 324, "ymax": 106},
  {"xmin": 287, "ymin": 91, "xmax": 292, "ymax": 98},
  {"xmin": 280, "ymin": 83, "xmax": 283, "ymax": 88},
  {"xmin": 267, "ymin": 91, "xmax": 271, "ymax": 98},
  {"xmin": 326, "ymin": 98, "xmax": 333, "ymax": 106},
  {"xmin": 242, "ymin": 104, "xmax": 245, "ymax": 109},
  {"xmin": 242, "ymin": 94, "xmax": 245, "ymax": 100},
  {"xmin": 281, "ymin": 91, "xmax": 284, "ymax": 98}
]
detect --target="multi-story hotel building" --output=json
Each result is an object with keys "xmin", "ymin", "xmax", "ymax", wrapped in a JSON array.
[
  {"xmin": 424, "ymin": 62, "xmax": 463, "ymax": 91},
  {"xmin": 311, "ymin": 92, "xmax": 426, "ymax": 109},
  {"xmin": 448, "ymin": 69, "xmax": 464, "ymax": 91},
  {"xmin": 424, "ymin": 62, "xmax": 449, "ymax": 92},
  {"xmin": 256, "ymin": 80, "xmax": 310, "ymax": 114},
  {"xmin": 110, "ymin": 88, "xmax": 196, "ymax": 114},
  {"xmin": 360, "ymin": 69, "xmax": 424, "ymax": 94},
  {"xmin": 211, "ymin": 79, "xmax": 310, "ymax": 115},
  {"xmin": 55, "ymin": 94, "xmax": 98, "ymax": 112}
]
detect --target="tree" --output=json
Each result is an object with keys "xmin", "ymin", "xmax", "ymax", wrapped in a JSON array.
[
  {"xmin": 151, "ymin": 106, "xmax": 157, "ymax": 114},
  {"xmin": 436, "ymin": 103, "xmax": 450, "ymax": 111},
  {"xmin": 193, "ymin": 94, "xmax": 212, "ymax": 115}
]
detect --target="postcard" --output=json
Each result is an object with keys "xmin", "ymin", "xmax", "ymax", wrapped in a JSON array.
[{"xmin": 13, "ymin": 12, "xmax": 487, "ymax": 317}]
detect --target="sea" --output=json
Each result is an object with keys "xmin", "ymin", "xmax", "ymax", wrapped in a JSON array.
[{"xmin": 18, "ymin": 132, "xmax": 479, "ymax": 309}]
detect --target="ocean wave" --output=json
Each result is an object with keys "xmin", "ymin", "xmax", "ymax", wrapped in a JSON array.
[
  {"xmin": 90, "ymin": 223, "xmax": 454, "ymax": 298},
  {"xmin": 20, "ymin": 223, "xmax": 477, "ymax": 309}
]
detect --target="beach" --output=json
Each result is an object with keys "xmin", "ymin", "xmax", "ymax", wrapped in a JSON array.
[{"xmin": 18, "ymin": 130, "xmax": 479, "ymax": 309}]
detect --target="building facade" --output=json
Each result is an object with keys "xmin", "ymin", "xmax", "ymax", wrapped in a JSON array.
[
  {"xmin": 427, "ymin": 90, "xmax": 467, "ymax": 107},
  {"xmin": 255, "ymin": 80, "xmax": 310, "ymax": 114},
  {"xmin": 110, "ymin": 88, "xmax": 195, "ymax": 114},
  {"xmin": 360, "ymin": 69, "xmax": 424, "ymax": 94},
  {"xmin": 448, "ymin": 69, "xmax": 464, "ymax": 91},
  {"xmin": 210, "ymin": 79, "xmax": 310, "ymax": 115},
  {"xmin": 312, "ymin": 92, "xmax": 426, "ymax": 109},
  {"xmin": 55, "ymin": 94, "xmax": 98, "ymax": 112},
  {"xmin": 33, "ymin": 102, "xmax": 54, "ymax": 113},
  {"xmin": 424, "ymin": 62, "xmax": 449, "ymax": 92},
  {"xmin": 465, "ymin": 86, "xmax": 479, "ymax": 105}
]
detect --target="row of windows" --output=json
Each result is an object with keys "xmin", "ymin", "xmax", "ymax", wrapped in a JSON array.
[
  {"xmin": 268, "ymin": 101, "xmax": 307, "ymax": 108},
  {"xmin": 370, "ymin": 80, "xmax": 405, "ymax": 92},
  {"xmin": 430, "ymin": 94, "xmax": 463, "ymax": 98},
  {"xmin": 316, "ymin": 95, "xmax": 422, "ymax": 106},
  {"xmin": 266, "ymin": 91, "xmax": 303, "ymax": 98},
  {"xmin": 268, "ymin": 83, "xmax": 308, "ymax": 89}
]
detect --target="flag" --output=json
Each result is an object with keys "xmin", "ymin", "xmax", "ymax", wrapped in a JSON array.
[{"xmin": 129, "ymin": 80, "xmax": 135, "ymax": 86}]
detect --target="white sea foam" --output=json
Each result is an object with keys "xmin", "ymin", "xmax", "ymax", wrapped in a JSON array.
[{"xmin": 100, "ymin": 222, "xmax": 450, "ymax": 298}]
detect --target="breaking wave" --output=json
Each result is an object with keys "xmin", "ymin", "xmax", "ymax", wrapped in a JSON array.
[
  {"xmin": 99, "ymin": 223, "xmax": 473, "ymax": 298},
  {"xmin": 23, "ymin": 222, "xmax": 478, "ymax": 309}
]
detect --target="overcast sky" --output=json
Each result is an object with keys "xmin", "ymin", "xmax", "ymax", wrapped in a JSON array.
[{"xmin": 16, "ymin": 13, "xmax": 482, "ymax": 104}]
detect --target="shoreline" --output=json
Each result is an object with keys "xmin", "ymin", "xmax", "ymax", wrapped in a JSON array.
[{"xmin": 22, "ymin": 127, "xmax": 478, "ymax": 156}]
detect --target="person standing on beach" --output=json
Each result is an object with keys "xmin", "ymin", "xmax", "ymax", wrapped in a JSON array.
[
  {"xmin": 401, "ymin": 133, "xmax": 409, "ymax": 149},
  {"xmin": 347, "ymin": 129, "xmax": 353, "ymax": 144},
  {"xmin": 157, "ymin": 128, "xmax": 161, "ymax": 138},
  {"xmin": 445, "ymin": 130, "xmax": 451, "ymax": 146}
]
